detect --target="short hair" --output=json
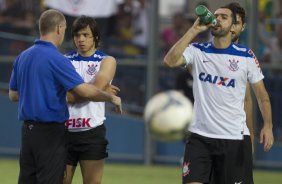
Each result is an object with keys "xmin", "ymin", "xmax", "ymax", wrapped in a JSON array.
[
  {"xmin": 71, "ymin": 16, "xmax": 101, "ymax": 48},
  {"xmin": 223, "ymin": 2, "xmax": 246, "ymax": 24},
  {"xmin": 39, "ymin": 9, "xmax": 66, "ymax": 36}
]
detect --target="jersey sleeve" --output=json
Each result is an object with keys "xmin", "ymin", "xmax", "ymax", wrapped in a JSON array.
[
  {"xmin": 51, "ymin": 56, "xmax": 84, "ymax": 91},
  {"xmin": 246, "ymin": 49, "xmax": 264, "ymax": 84},
  {"xmin": 183, "ymin": 44, "xmax": 198, "ymax": 65},
  {"xmin": 9, "ymin": 56, "xmax": 19, "ymax": 91}
]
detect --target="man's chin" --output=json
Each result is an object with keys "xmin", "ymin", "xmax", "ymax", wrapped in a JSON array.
[{"xmin": 211, "ymin": 30, "xmax": 220, "ymax": 36}]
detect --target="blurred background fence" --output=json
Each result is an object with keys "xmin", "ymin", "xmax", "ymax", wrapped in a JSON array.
[{"xmin": 1, "ymin": 0, "xmax": 282, "ymax": 169}]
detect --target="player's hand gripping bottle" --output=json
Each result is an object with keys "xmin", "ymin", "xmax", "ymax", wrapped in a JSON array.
[{"xmin": 195, "ymin": 5, "xmax": 217, "ymax": 26}]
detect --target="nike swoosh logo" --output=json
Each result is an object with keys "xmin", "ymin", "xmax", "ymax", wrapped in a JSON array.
[
  {"xmin": 203, "ymin": 60, "xmax": 210, "ymax": 63},
  {"xmin": 235, "ymin": 182, "xmax": 242, "ymax": 184}
]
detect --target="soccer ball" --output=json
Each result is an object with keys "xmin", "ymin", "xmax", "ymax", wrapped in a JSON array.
[{"xmin": 144, "ymin": 90, "xmax": 193, "ymax": 141}]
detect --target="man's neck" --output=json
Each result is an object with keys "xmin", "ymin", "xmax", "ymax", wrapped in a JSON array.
[
  {"xmin": 213, "ymin": 36, "xmax": 232, "ymax": 49},
  {"xmin": 79, "ymin": 48, "xmax": 96, "ymax": 57},
  {"xmin": 40, "ymin": 35, "xmax": 59, "ymax": 48}
]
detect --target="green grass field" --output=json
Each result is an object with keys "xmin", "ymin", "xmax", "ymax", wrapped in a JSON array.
[{"xmin": 1, "ymin": 158, "xmax": 281, "ymax": 184}]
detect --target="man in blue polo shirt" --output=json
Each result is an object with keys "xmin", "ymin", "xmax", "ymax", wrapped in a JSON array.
[{"xmin": 9, "ymin": 9, "xmax": 121, "ymax": 184}]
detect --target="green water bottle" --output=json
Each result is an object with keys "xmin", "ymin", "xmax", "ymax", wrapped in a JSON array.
[{"xmin": 195, "ymin": 5, "xmax": 217, "ymax": 26}]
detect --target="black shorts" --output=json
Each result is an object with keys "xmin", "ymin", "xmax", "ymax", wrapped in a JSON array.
[
  {"xmin": 208, "ymin": 135, "xmax": 254, "ymax": 184},
  {"xmin": 19, "ymin": 120, "xmax": 67, "ymax": 184},
  {"xmin": 182, "ymin": 133, "xmax": 244, "ymax": 184},
  {"xmin": 243, "ymin": 135, "xmax": 254, "ymax": 184},
  {"xmin": 66, "ymin": 124, "xmax": 108, "ymax": 166}
]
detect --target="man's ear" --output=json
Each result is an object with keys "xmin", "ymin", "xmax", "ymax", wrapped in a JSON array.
[
  {"xmin": 56, "ymin": 25, "xmax": 61, "ymax": 35},
  {"xmin": 241, "ymin": 23, "xmax": 246, "ymax": 32}
]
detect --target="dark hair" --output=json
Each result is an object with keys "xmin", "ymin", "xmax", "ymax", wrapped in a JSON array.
[
  {"xmin": 222, "ymin": 2, "xmax": 246, "ymax": 24},
  {"xmin": 71, "ymin": 15, "xmax": 101, "ymax": 48},
  {"xmin": 39, "ymin": 9, "xmax": 66, "ymax": 36}
]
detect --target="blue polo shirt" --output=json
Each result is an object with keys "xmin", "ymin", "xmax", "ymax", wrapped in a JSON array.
[{"xmin": 9, "ymin": 40, "xmax": 84, "ymax": 122}]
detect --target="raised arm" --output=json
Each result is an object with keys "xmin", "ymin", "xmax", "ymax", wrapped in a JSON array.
[
  {"xmin": 251, "ymin": 80, "xmax": 273, "ymax": 152},
  {"xmin": 163, "ymin": 18, "xmax": 211, "ymax": 68}
]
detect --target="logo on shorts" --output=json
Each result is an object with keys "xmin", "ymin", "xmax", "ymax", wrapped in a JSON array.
[
  {"xmin": 28, "ymin": 124, "xmax": 34, "ymax": 130},
  {"xmin": 87, "ymin": 64, "xmax": 98, "ymax": 75},
  {"xmin": 182, "ymin": 162, "xmax": 190, "ymax": 176},
  {"xmin": 235, "ymin": 182, "xmax": 242, "ymax": 184},
  {"xmin": 228, "ymin": 59, "xmax": 239, "ymax": 71}
]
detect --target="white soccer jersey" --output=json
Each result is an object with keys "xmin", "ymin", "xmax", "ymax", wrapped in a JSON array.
[
  {"xmin": 65, "ymin": 50, "xmax": 108, "ymax": 132},
  {"xmin": 183, "ymin": 42, "xmax": 263, "ymax": 140}
]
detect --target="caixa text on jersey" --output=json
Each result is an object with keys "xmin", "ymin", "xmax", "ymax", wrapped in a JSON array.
[{"xmin": 199, "ymin": 72, "xmax": 235, "ymax": 88}]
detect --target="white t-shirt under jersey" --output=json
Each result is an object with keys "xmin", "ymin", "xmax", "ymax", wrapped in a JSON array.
[
  {"xmin": 183, "ymin": 42, "xmax": 263, "ymax": 140},
  {"xmin": 65, "ymin": 50, "xmax": 108, "ymax": 132}
]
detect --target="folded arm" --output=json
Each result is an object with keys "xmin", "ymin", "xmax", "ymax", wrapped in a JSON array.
[{"xmin": 67, "ymin": 56, "xmax": 117, "ymax": 104}]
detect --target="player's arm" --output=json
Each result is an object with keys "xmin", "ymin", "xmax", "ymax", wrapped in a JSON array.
[
  {"xmin": 251, "ymin": 80, "xmax": 273, "ymax": 151},
  {"xmin": 70, "ymin": 83, "xmax": 122, "ymax": 113},
  {"xmin": 67, "ymin": 84, "xmax": 119, "ymax": 104},
  {"xmin": 67, "ymin": 56, "xmax": 118, "ymax": 104},
  {"xmin": 244, "ymin": 82, "xmax": 254, "ymax": 152},
  {"xmin": 9, "ymin": 90, "xmax": 19, "ymax": 101},
  {"xmin": 71, "ymin": 83, "xmax": 113, "ymax": 102},
  {"xmin": 163, "ymin": 18, "xmax": 211, "ymax": 68},
  {"xmin": 67, "ymin": 91, "xmax": 82, "ymax": 104}
]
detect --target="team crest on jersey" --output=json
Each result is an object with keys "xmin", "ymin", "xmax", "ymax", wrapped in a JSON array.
[
  {"xmin": 87, "ymin": 64, "xmax": 98, "ymax": 75},
  {"xmin": 182, "ymin": 162, "xmax": 190, "ymax": 176},
  {"xmin": 228, "ymin": 59, "xmax": 239, "ymax": 71}
]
